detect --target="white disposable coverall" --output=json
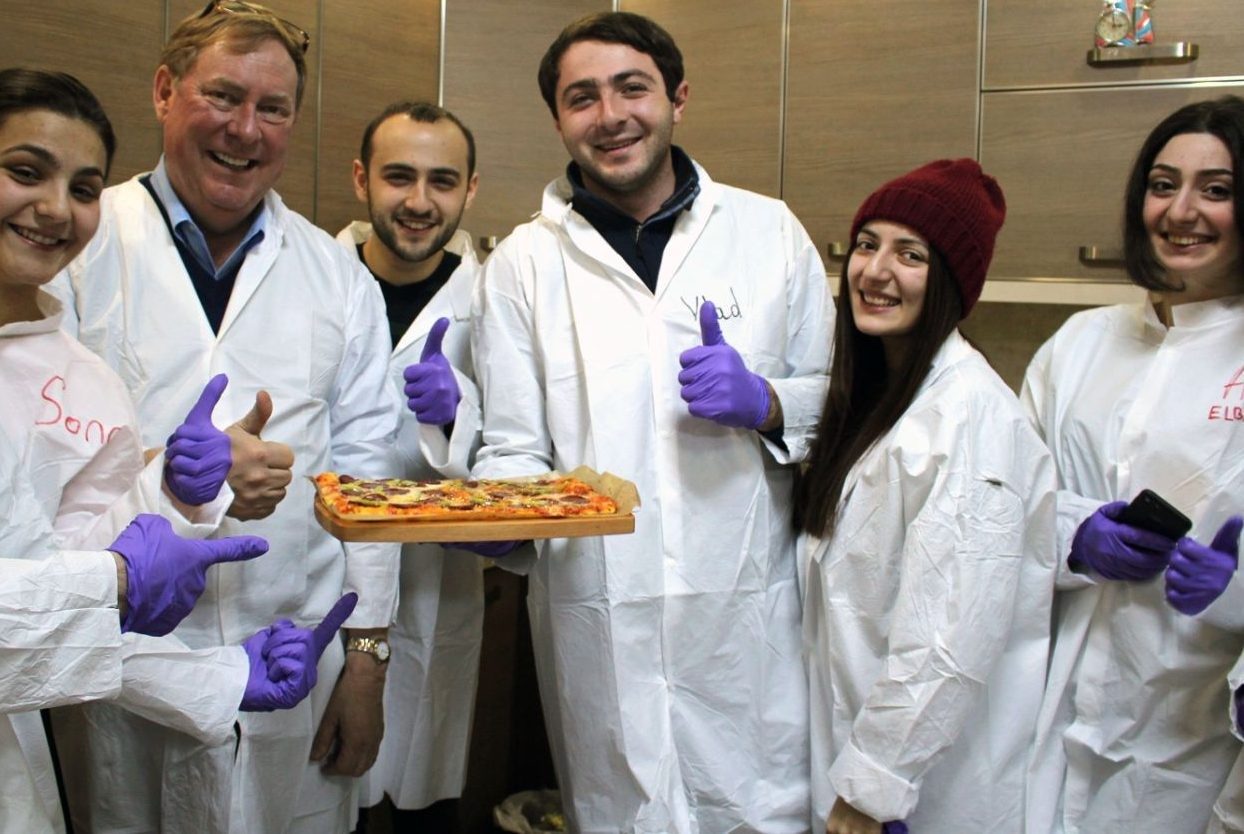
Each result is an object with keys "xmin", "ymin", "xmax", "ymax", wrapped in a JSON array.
[
  {"xmin": 1022, "ymin": 297, "xmax": 1244, "ymax": 834},
  {"xmin": 471, "ymin": 162, "xmax": 832, "ymax": 834},
  {"xmin": 802, "ymin": 331, "xmax": 1057, "ymax": 832},
  {"xmin": 50, "ymin": 178, "xmax": 402, "ymax": 834},
  {"xmin": 0, "ymin": 292, "xmax": 248, "ymax": 834},
  {"xmin": 336, "ymin": 222, "xmax": 484, "ymax": 810}
]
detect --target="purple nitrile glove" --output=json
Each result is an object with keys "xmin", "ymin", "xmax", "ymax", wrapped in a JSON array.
[
  {"xmin": 164, "ymin": 374, "xmax": 233, "ymax": 505},
  {"xmin": 109, "ymin": 514, "xmax": 268, "ymax": 636},
  {"xmin": 1165, "ymin": 516, "xmax": 1241, "ymax": 616},
  {"xmin": 678, "ymin": 301, "xmax": 771, "ymax": 430},
  {"xmin": 1069, "ymin": 501, "xmax": 1178, "ymax": 581},
  {"xmin": 882, "ymin": 822, "xmax": 909, "ymax": 834},
  {"xmin": 403, "ymin": 317, "xmax": 461, "ymax": 426},
  {"xmin": 240, "ymin": 592, "xmax": 358, "ymax": 712},
  {"xmin": 1236, "ymin": 685, "xmax": 1244, "ymax": 737},
  {"xmin": 453, "ymin": 540, "xmax": 525, "ymax": 558}
]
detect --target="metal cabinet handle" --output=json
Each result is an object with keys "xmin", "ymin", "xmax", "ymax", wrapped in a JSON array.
[
  {"xmin": 1087, "ymin": 42, "xmax": 1197, "ymax": 66},
  {"xmin": 1079, "ymin": 245, "xmax": 1125, "ymax": 264},
  {"xmin": 826, "ymin": 241, "xmax": 849, "ymax": 259},
  {"xmin": 479, "ymin": 235, "xmax": 500, "ymax": 253}
]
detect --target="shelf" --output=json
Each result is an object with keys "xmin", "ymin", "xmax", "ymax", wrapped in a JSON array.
[{"xmin": 825, "ymin": 274, "xmax": 1144, "ymax": 306}]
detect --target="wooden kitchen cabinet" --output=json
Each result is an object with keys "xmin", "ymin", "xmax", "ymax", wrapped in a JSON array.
[
  {"xmin": 981, "ymin": 82, "xmax": 1244, "ymax": 282},
  {"xmin": 984, "ymin": 0, "xmax": 1244, "ymax": 90},
  {"xmin": 783, "ymin": 0, "xmax": 980, "ymax": 265},
  {"xmin": 623, "ymin": 0, "xmax": 785, "ymax": 198}
]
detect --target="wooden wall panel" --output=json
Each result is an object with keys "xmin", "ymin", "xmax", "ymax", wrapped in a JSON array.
[
  {"xmin": 442, "ymin": 0, "xmax": 609, "ymax": 244},
  {"xmin": 0, "ymin": 1, "xmax": 166, "ymax": 184},
  {"xmin": 623, "ymin": 0, "xmax": 784, "ymax": 198},
  {"xmin": 784, "ymin": 0, "xmax": 980, "ymax": 265},
  {"xmin": 168, "ymin": 0, "xmax": 321, "ymax": 220},
  {"xmin": 316, "ymin": 0, "xmax": 440, "ymax": 236}
]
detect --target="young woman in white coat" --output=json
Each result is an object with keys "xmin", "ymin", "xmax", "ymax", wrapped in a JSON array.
[
  {"xmin": 793, "ymin": 159, "xmax": 1058, "ymax": 834},
  {"xmin": 0, "ymin": 67, "xmax": 351, "ymax": 834},
  {"xmin": 1023, "ymin": 95, "xmax": 1244, "ymax": 834}
]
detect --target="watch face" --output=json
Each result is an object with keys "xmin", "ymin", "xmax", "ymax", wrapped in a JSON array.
[
  {"xmin": 375, "ymin": 641, "xmax": 391, "ymax": 662},
  {"xmin": 1095, "ymin": 7, "xmax": 1131, "ymax": 44}
]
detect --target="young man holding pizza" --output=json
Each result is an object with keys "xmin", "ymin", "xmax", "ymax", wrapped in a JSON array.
[{"xmin": 467, "ymin": 12, "xmax": 833, "ymax": 833}]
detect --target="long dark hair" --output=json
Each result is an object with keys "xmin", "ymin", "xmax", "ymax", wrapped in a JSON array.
[
  {"xmin": 1123, "ymin": 95, "xmax": 1244, "ymax": 292},
  {"xmin": 793, "ymin": 243, "xmax": 963, "ymax": 538},
  {"xmin": 0, "ymin": 68, "xmax": 116, "ymax": 176}
]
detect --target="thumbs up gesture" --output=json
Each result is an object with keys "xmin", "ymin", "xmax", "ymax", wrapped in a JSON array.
[
  {"xmin": 223, "ymin": 389, "xmax": 295, "ymax": 521},
  {"xmin": 1165, "ymin": 516, "xmax": 1242, "ymax": 616},
  {"xmin": 240, "ymin": 592, "xmax": 359, "ymax": 712},
  {"xmin": 163, "ymin": 374, "xmax": 233, "ymax": 505},
  {"xmin": 678, "ymin": 301, "xmax": 773, "ymax": 430},
  {"xmin": 402, "ymin": 317, "xmax": 462, "ymax": 426}
]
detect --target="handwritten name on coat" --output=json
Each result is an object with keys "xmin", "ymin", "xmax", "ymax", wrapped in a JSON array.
[
  {"xmin": 681, "ymin": 287, "xmax": 743, "ymax": 322},
  {"xmin": 35, "ymin": 375, "xmax": 123, "ymax": 445}
]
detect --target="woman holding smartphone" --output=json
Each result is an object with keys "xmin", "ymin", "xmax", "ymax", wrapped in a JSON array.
[
  {"xmin": 1023, "ymin": 96, "xmax": 1244, "ymax": 834},
  {"xmin": 795, "ymin": 159, "xmax": 1057, "ymax": 834}
]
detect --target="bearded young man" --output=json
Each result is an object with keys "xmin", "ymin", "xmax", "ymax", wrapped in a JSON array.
[{"xmin": 336, "ymin": 102, "xmax": 482, "ymax": 834}]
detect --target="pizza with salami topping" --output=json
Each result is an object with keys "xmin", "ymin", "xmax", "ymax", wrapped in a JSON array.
[{"xmin": 314, "ymin": 471, "xmax": 619, "ymax": 521}]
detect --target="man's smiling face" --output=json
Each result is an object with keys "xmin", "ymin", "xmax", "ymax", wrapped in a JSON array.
[{"xmin": 154, "ymin": 36, "xmax": 298, "ymax": 235}]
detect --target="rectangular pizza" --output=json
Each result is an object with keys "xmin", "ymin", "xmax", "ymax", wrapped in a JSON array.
[{"xmin": 314, "ymin": 471, "xmax": 620, "ymax": 522}]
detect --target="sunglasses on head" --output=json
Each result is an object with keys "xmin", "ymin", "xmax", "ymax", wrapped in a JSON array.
[{"xmin": 198, "ymin": 0, "xmax": 310, "ymax": 54}]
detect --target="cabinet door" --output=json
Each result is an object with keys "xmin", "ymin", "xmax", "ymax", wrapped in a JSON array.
[
  {"xmin": 981, "ymin": 83, "xmax": 1244, "ymax": 281},
  {"xmin": 443, "ymin": 0, "xmax": 609, "ymax": 243},
  {"xmin": 784, "ymin": 0, "xmax": 979, "ymax": 264},
  {"xmin": 624, "ymin": 0, "xmax": 785, "ymax": 198},
  {"xmin": 985, "ymin": 0, "xmax": 1244, "ymax": 90},
  {"xmin": 316, "ymin": 0, "xmax": 440, "ymax": 236},
  {"xmin": 0, "ymin": 1, "xmax": 166, "ymax": 185}
]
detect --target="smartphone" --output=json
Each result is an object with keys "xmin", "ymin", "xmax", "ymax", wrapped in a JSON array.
[{"xmin": 1115, "ymin": 489, "xmax": 1193, "ymax": 540}]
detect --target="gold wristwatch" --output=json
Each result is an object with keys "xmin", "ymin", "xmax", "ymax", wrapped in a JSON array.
[{"xmin": 344, "ymin": 635, "xmax": 391, "ymax": 663}]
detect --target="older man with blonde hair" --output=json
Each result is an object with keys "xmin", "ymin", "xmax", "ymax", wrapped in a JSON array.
[{"xmin": 50, "ymin": 3, "xmax": 401, "ymax": 832}]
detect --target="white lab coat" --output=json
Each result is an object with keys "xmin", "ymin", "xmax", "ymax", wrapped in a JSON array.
[
  {"xmin": 49, "ymin": 177, "xmax": 402, "ymax": 834},
  {"xmin": 471, "ymin": 162, "xmax": 832, "ymax": 834},
  {"xmin": 336, "ymin": 222, "xmax": 485, "ymax": 810},
  {"xmin": 0, "ymin": 292, "xmax": 248, "ymax": 834},
  {"xmin": 0, "ymin": 551, "xmax": 121, "ymax": 834},
  {"xmin": 802, "ymin": 331, "xmax": 1057, "ymax": 832},
  {"xmin": 1210, "ymin": 652, "xmax": 1244, "ymax": 833},
  {"xmin": 1022, "ymin": 297, "xmax": 1244, "ymax": 834}
]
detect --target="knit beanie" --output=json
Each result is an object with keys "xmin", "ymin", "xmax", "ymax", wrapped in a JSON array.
[{"xmin": 849, "ymin": 158, "xmax": 1006, "ymax": 318}]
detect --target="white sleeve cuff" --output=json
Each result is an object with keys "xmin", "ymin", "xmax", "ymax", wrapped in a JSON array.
[{"xmin": 829, "ymin": 738, "xmax": 920, "ymax": 822}]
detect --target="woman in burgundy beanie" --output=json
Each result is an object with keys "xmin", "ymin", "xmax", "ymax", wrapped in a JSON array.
[{"xmin": 794, "ymin": 159, "xmax": 1058, "ymax": 833}]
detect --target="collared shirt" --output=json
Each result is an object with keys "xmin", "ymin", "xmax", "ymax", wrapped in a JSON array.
[
  {"xmin": 148, "ymin": 157, "xmax": 267, "ymax": 280},
  {"xmin": 568, "ymin": 145, "xmax": 700, "ymax": 293}
]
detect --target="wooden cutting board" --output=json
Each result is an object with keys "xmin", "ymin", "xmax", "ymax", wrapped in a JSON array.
[{"xmin": 313, "ymin": 466, "xmax": 639, "ymax": 544}]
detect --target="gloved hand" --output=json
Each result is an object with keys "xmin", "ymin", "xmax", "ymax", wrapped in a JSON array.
[
  {"xmin": 1165, "ymin": 516, "xmax": 1241, "ymax": 616},
  {"xmin": 164, "ymin": 374, "xmax": 233, "ymax": 505},
  {"xmin": 240, "ymin": 592, "xmax": 358, "ymax": 712},
  {"xmin": 1069, "ymin": 501, "xmax": 1178, "ymax": 581},
  {"xmin": 403, "ymin": 317, "xmax": 461, "ymax": 426},
  {"xmin": 109, "ymin": 514, "xmax": 269, "ymax": 636},
  {"xmin": 678, "ymin": 301, "xmax": 771, "ymax": 429},
  {"xmin": 882, "ymin": 822, "xmax": 909, "ymax": 834},
  {"xmin": 453, "ymin": 540, "xmax": 525, "ymax": 558}
]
